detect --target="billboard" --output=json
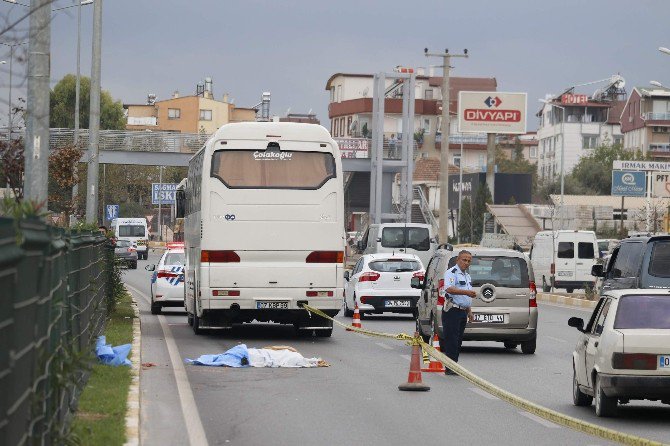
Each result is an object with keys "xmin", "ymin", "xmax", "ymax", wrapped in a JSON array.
[
  {"xmin": 613, "ymin": 160, "xmax": 670, "ymax": 171},
  {"xmin": 448, "ymin": 173, "xmax": 532, "ymax": 208},
  {"xmin": 652, "ymin": 172, "xmax": 670, "ymax": 198},
  {"xmin": 152, "ymin": 183, "xmax": 178, "ymax": 205},
  {"xmin": 458, "ymin": 91, "xmax": 527, "ymax": 134},
  {"xmin": 611, "ymin": 171, "xmax": 646, "ymax": 197}
]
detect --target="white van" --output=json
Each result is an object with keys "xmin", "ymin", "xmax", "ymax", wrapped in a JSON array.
[
  {"xmin": 530, "ymin": 230, "xmax": 598, "ymax": 293},
  {"xmin": 179, "ymin": 122, "xmax": 344, "ymax": 336},
  {"xmin": 111, "ymin": 218, "xmax": 149, "ymax": 260},
  {"xmin": 358, "ymin": 223, "xmax": 437, "ymax": 268}
]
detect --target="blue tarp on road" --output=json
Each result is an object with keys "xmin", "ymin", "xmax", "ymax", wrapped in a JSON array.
[
  {"xmin": 95, "ymin": 335, "xmax": 132, "ymax": 367},
  {"xmin": 186, "ymin": 344, "xmax": 250, "ymax": 367}
]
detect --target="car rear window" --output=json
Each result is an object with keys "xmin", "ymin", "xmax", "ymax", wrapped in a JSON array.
[
  {"xmin": 164, "ymin": 253, "xmax": 185, "ymax": 265},
  {"xmin": 648, "ymin": 241, "xmax": 670, "ymax": 278},
  {"xmin": 211, "ymin": 149, "xmax": 336, "ymax": 189},
  {"xmin": 380, "ymin": 227, "xmax": 430, "ymax": 251},
  {"xmin": 116, "ymin": 240, "xmax": 131, "ymax": 247},
  {"xmin": 614, "ymin": 295, "xmax": 670, "ymax": 329},
  {"xmin": 368, "ymin": 259, "xmax": 421, "ymax": 273},
  {"xmin": 448, "ymin": 256, "xmax": 529, "ymax": 288}
]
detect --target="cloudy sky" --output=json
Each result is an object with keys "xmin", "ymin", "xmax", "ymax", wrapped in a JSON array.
[{"xmin": 2, "ymin": 0, "xmax": 670, "ymax": 129}]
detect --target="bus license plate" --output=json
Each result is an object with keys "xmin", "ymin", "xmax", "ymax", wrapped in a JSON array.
[
  {"xmin": 257, "ymin": 301, "xmax": 288, "ymax": 309},
  {"xmin": 660, "ymin": 355, "xmax": 670, "ymax": 368},
  {"xmin": 473, "ymin": 314, "xmax": 504, "ymax": 323},
  {"xmin": 385, "ymin": 300, "xmax": 410, "ymax": 307}
]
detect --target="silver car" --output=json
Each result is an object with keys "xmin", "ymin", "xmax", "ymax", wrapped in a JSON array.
[
  {"xmin": 413, "ymin": 246, "xmax": 538, "ymax": 354},
  {"xmin": 114, "ymin": 239, "xmax": 138, "ymax": 269}
]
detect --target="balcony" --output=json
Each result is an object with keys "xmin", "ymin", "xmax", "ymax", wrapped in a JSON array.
[
  {"xmin": 435, "ymin": 133, "xmax": 488, "ymax": 144},
  {"xmin": 644, "ymin": 112, "xmax": 670, "ymax": 121}
]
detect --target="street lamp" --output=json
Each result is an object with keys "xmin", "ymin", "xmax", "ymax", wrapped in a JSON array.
[{"xmin": 539, "ymin": 98, "xmax": 566, "ymax": 229}]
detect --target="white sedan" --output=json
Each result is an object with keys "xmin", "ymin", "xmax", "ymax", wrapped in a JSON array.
[
  {"xmin": 344, "ymin": 253, "xmax": 424, "ymax": 317},
  {"xmin": 146, "ymin": 243, "xmax": 185, "ymax": 315},
  {"xmin": 568, "ymin": 289, "xmax": 670, "ymax": 417}
]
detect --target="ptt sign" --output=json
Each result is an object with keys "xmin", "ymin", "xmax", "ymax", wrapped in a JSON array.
[
  {"xmin": 653, "ymin": 172, "xmax": 670, "ymax": 198},
  {"xmin": 458, "ymin": 91, "xmax": 527, "ymax": 134}
]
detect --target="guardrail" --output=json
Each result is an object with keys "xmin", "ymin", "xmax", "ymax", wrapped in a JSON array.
[{"xmin": 0, "ymin": 218, "xmax": 111, "ymax": 445}]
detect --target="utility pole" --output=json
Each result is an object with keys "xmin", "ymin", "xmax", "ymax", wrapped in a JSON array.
[
  {"xmin": 24, "ymin": 0, "xmax": 51, "ymax": 206},
  {"xmin": 72, "ymin": 0, "xmax": 83, "ymax": 203},
  {"xmin": 85, "ymin": 0, "xmax": 103, "ymax": 223},
  {"xmin": 425, "ymin": 48, "xmax": 468, "ymax": 242}
]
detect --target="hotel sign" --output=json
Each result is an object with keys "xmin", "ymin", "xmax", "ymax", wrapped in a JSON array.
[{"xmin": 561, "ymin": 94, "xmax": 588, "ymax": 105}]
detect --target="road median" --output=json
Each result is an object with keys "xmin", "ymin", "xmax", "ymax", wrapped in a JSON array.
[{"xmin": 537, "ymin": 292, "xmax": 597, "ymax": 309}]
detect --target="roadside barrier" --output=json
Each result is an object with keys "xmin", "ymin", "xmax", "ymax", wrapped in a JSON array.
[
  {"xmin": 300, "ymin": 304, "xmax": 666, "ymax": 446},
  {"xmin": 347, "ymin": 303, "xmax": 362, "ymax": 331},
  {"xmin": 421, "ymin": 333, "xmax": 445, "ymax": 373},
  {"xmin": 398, "ymin": 335, "xmax": 430, "ymax": 392}
]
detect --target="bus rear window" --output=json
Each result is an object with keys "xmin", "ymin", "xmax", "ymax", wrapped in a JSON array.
[
  {"xmin": 119, "ymin": 225, "xmax": 145, "ymax": 237},
  {"xmin": 211, "ymin": 149, "xmax": 336, "ymax": 189}
]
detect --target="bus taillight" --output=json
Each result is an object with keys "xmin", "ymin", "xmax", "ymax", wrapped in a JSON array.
[
  {"xmin": 201, "ymin": 250, "xmax": 240, "ymax": 263},
  {"xmin": 306, "ymin": 251, "xmax": 344, "ymax": 263}
]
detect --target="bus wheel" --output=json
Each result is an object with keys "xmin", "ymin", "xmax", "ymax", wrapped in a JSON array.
[
  {"xmin": 187, "ymin": 313, "xmax": 194, "ymax": 326},
  {"xmin": 192, "ymin": 311, "xmax": 203, "ymax": 335}
]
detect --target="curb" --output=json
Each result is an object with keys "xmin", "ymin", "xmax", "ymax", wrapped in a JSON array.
[
  {"xmin": 537, "ymin": 292, "xmax": 597, "ymax": 309},
  {"xmin": 123, "ymin": 294, "xmax": 141, "ymax": 446}
]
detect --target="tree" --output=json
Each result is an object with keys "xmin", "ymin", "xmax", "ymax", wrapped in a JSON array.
[
  {"xmin": 472, "ymin": 185, "xmax": 493, "ymax": 243},
  {"xmin": 50, "ymin": 74, "xmax": 126, "ymax": 130},
  {"xmin": 458, "ymin": 197, "xmax": 474, "ymax": 243},
  {"xmin": 496, "ymin": 138, "xmax": 538, "ymax": 193},
  {"xmin": 569, "ymin": 142, "xmax": 647, "ymax": 195}
]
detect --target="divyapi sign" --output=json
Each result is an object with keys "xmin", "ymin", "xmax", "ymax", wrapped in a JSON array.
[{"xmin": 458, "ymin": 91, "xmax": 527, "ymax": 134}]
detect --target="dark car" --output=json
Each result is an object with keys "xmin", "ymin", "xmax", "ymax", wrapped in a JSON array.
[
  {"xmin": 114, "ymin": 239, "xmax": 138, "ymax": 269},
  {"xmin": 592, "ymin": 235, "xmax": 670, "ymax": 293}
]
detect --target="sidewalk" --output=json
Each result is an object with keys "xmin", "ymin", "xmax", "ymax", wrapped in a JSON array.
[{"xmin": 537, "ymin": 292, "xmax": 597, "ymax": 309}]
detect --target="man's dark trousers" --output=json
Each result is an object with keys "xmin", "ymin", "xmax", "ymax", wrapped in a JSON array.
[{"xmin": 441, "ymin": 307, "xmax": 468, "ymax": 362}]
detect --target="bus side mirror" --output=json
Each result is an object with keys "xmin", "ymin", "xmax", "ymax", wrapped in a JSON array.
[{"xmin": 176, "ymin": 190, "xmax": 186, "ymax": 219}]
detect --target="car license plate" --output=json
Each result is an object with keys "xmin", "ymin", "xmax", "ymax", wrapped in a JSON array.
[
  {"xmin": 256, "ymin": 301, "xmax": 288, "ymax": 309},
  {"xmin": 136, "ymin": 240, "xmax": 146, "ymax": 246},
  {"xmin": 660, "ymin": 355, "xmax": 670, "ymax": 368},
  {"xmin": 385, "ymin": 300, "xmax": 410, "ymax": 307},
  {"xmin": 472, "ymin": 313, "xmax": 504, "ymax": 323},
  {"xmin": 557, "ymin": 271, "xmax": 573, "ymax": 277}
]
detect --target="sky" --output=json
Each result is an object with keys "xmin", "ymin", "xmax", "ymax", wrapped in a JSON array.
[{"xmin": 2, "ymin": 0, "xmax": 670, "ymax": 130}]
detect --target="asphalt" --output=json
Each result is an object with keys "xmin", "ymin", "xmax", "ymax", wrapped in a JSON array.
[{"xmin": 124, "ymin": 251, "xmax": 670, "ymax": 446}]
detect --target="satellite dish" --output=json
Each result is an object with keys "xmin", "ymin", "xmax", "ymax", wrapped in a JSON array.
[
  {"xmin": 611, "ymin": 74, "xmax": 625, "ymax": 89},
  {"xmin": 361, "ymin": 87, "xmax": 369, "ymax": 97}
]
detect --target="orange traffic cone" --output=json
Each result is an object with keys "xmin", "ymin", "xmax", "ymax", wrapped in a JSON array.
[
  {"xmin": 421, "ymin": 333, "xmax": 445, "ymax": 373},
  {"xmin": 398, "ymin": 333, "xmax": 430, "ymax": 392},
  {"xmin": 347, "ymin": 303, "xmax": 362, "ymax": 331}
]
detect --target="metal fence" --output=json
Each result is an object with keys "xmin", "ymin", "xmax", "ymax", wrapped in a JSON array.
[{"xmin": 0, "ymin": 218, "xmax": 110, "ymax": 445}]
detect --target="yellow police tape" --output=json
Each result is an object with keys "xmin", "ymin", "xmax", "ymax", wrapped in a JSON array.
[{"xmin": 301, "ymin": 304, "xmax": 666, "ymax": 446}]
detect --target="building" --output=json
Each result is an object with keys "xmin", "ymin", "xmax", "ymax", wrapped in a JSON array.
[
  {"xmin": 279, "ymin": 113, "xmax": 320, "ymax": 125},
  {"xmin": 536, "ymin": 80, "xmax": 625, "ymax": 181},
  {"xmin": 620, "ymin": 86, "xmax": 670, "ymax": 157},
  {"xmin": 325, "ymin": 71, "xmax": 497, "ymax": 171},
  {"xmin": 497, "ymin": 132, "xmax": 539, "ymax": 164},
  {"xmin": 124, "ymin": 78, "xmax": 257, "ymax": 133}
]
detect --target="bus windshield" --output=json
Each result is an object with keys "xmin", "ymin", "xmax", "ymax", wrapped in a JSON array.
[{"xmin": 211, "ymin": 149, "xmax": 336, "ymax": 189}]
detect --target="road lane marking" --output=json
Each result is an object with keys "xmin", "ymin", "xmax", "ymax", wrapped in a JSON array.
[
  {"xmin": 546, "ymin": 336, "xmax": 568, "ymax": 344},
  {"xmin": 469, "ymin": 387, "xmax": 498, "ymax": 400},
  {"xmin": 126, "ymin": 284, "xmax": 209, "ymax": 446},
  {"xmin": 518, "ymin": 411, "xmax": 560, "ymax": 429},
  {"xmin": 375, "ymin": 342, "xmax": 394, "ymax": 350}
]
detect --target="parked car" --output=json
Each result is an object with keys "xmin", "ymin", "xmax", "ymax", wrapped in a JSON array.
[
  {"xmin": 145, "ymin": 243, "xmax": 185, "ymax": 315},
  {"xmin": 597, "ymin": 238, "xmax": 618, "ymax": 258},
  {"xmin": 592, "ymin": 235, "xmax": 670, "ymax": 293},
  {"xmin": 413, "ymin": 246, "xmax": 538, "ymax": 354},
  {"xmin": 568, "ymin": 289, "xmax": 670, "ymax": 417},
  {"xmin": 114, "ymin": 239, "xmax": 138, "ymax": 269},
  {"xmin": 530, "ymin": 230, "xmax": 598, "ymax": 293},
  {"xmin": 344, "ymin": 253, "xmax": 424, "ymax": 317},
  {"xmin": 357, "ymin": 223, "xmax": 437, "ymax": 269}
]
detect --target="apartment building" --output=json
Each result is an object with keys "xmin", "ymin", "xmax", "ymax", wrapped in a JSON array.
[
  {"xmin": 536, "ymin": 87, "xmax": 625, "ymax": 180},
  {"xmin": 620, "ymin": 86, "xmax": 670, "ymax": 157},
  {"xmin": 497, "ymin": 132, "xmax": 539, "ymax": 164},
  {"xmin": 325, "ymin": 70, "xmax": 497, "ymax": 171},
  {"xmin": 125, "ymin": 78, "xmax": 256, "ymax": 133}
]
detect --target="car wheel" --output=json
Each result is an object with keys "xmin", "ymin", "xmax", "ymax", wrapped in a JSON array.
[
  {"xmin": 150, "ymin": 296, "xmax": 161, "ymax": 315},
  {"xmin": 566, "ymin": 288, "xmax": 574, "ymax": 294},
  {"xmin": 594, "ymin": 374, "xmax": 617, "ymax": 417},
  {"xmin": 416, "ymin": 317, "xmax": 430, "ymax": 344},
  {"xmin": 520, "ymin": 335, "xmax": 536, "ymax": 354},
  {"xmin": 503, "ymin": 341, "xmax": 518, "ymax": 350},
  {"xmin": 572, "ymin": 366, "xmax": 593, "ymax": 407},
  {"xmin": 131, "ymin": 261, "xmax": 138, "ymax": 270},
  {"xmin": 542, "ymin": 277, "xmax": 551, "ymax": 293},
  {"xmin": 343, "ymin": 296, "xmax": 354, "ymax": 317}
]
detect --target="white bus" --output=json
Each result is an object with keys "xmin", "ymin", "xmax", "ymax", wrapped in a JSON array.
[
  {"xmin": 178, "ymin": 122, "xmax": 345, "ymax": 336},
  {"xmin": 111, "ymin": 217, "xmax": 149, "ymax": 259}
]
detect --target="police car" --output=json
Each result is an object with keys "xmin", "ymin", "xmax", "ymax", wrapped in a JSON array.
[{"xmin": 145, "ymin": 242, "xmax": 185, "ymax": 315}]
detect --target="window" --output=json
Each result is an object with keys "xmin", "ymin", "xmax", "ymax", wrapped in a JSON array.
[
  {"xmin": 578, "ymin": 242, "xmax": 595, "ymax": 259},
  {"xmin": 611, "ymin": 242, "xmax": 644, "ymax": 278},
  {"xmin": 585, "ymin": 298, "xmax": 607, "ymax": 332},
  {"xmin": 614, "ymin": 295, "xmax": 670, "ymax": 329},
  {"xmin": 339, "ymin": 118, "xmax": 344, "ymax": 137},
  {"xmin": 466, "ymin": 256, "xmax": 529, "ymax": 288},
  {"xmin": 116, "ymin": 240, "xmax": 131, "ymax": 247},
  {"xmin": 649, "ymin": 241, "xmax": 670, "ymax": 278},
  {"xmin": 368, "ymin": 259, "xmax": 422, "ymax": 273},
  {"xmin": 164, "ymin": 252, "xmax": 185, "ymax": 265},
  {"xmin": 529, "ymin": 147, "xmax": 537, "ymax": 158},
  {"xmin": 591, "ymin": 298, "xmax": 611, "ymax": 335},
  {"xmin": 423, "ymin": 118, "xmax": 430, "ymax": 134},
  {"xmin": 337, "ymin": 85, "xmax": 342, "ymax": 102},
  {"xmin": 330, "ymin": 87, "xmax": 335, "ymax": 103},
  {"xmin": 210, "ymin": 149, "xmax": 336, "ymax": 189},
  {"xmin": 583, "ymin": 135, "xmax": 598, "ymax": 149},
  {"xmin": 380, "ymin": 227, "xmax": 431, "ymax": 251},
  {"xmin": 424, "ymin": 89, "xmax": 433, "ymax": 100},
  {"xmin": 452, "ymin": 154, "xmax": 461, "ymax": 167},
  {"xmin": 613, "ymin": 135, "xmax": 623, "ymax": 146},
  {"xmin": 199, "ymin": 109, "xmax": 212, "ymax": 121},
  {"xmin": 478, "ymin": 154, "xmax": 485, "ymax": 168},
  {"xmin": 119, "ymin": 225, "xmax": 146, "ymax": 237},
  {"xmin": 347, "ymin": 116, "xmax": 352, "ymax": 136},
  {"xmin": 557, "ymin": 242, "xmax": 574, "ymax": 258},
  {"xmin": 168, "ymin": 108, "xmax": 181, "ymax": 119}
]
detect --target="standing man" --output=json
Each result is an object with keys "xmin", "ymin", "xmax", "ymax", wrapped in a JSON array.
[{"xmin": 442, "ymin": 250, "xmax": 476, "ymax": 374}]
